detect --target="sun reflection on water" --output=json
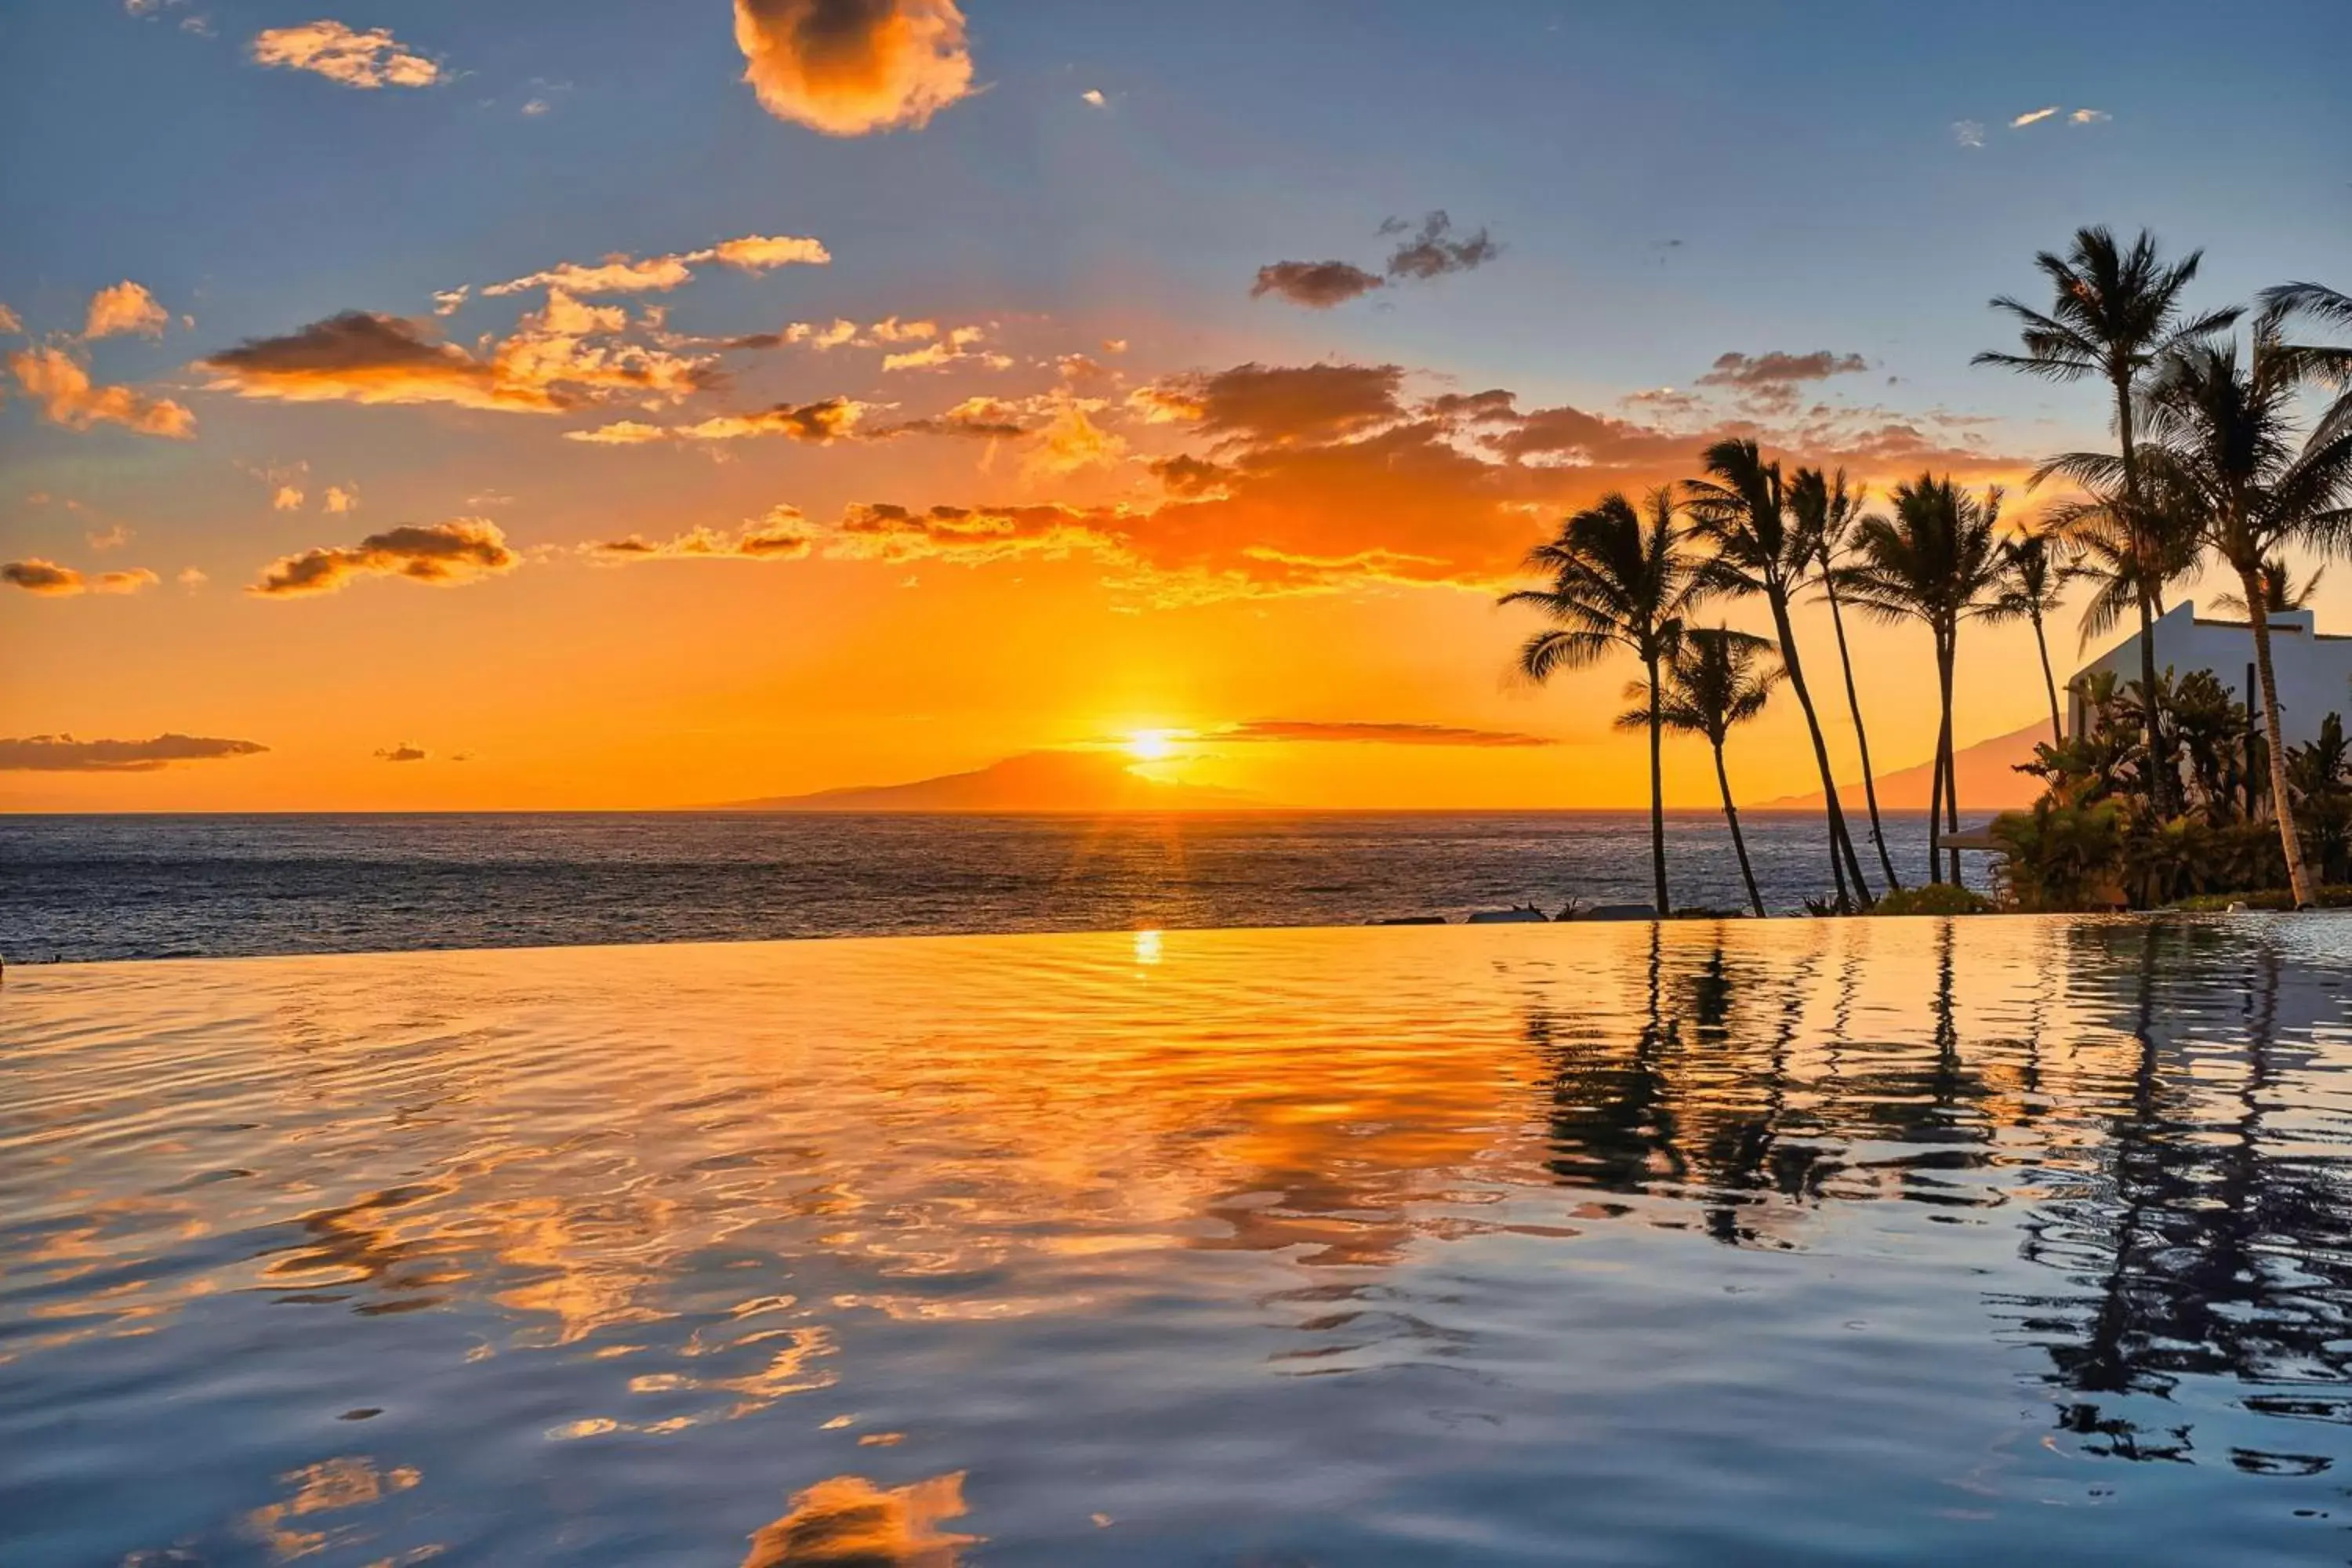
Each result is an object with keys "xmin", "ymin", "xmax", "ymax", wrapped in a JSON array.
[{"xmin": 7, "ymin": 916, "xmax": 2352, "ymax": 1562}]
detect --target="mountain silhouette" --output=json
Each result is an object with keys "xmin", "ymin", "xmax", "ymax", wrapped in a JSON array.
[
  {"xmin": 720, "ymin": 749, "xmax": 1261, "ymax": 811},
  {"xmin": 1760, "ymin": 721, "xmax": 2045, "ymax": 811}
]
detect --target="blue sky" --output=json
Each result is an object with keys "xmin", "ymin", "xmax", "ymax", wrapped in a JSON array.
[{"xmin": 2, "ymin": 1, "xmax": 2347, "ymax": 810}]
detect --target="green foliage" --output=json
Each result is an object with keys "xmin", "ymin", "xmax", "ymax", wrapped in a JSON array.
[
  {"xmin": 1991, "ymin": 797, "xmax": 2129, "ymax": 911},
  {"xmin": 1999, "ymin": 660, "xmax": 2350, "ymax": 909},
  {"xmin": 1871, "ymin": 884, "xmax": 1993, "ymax": 916},
  {"xmin": 2290, "ymin": 713, "xmax": 2352, "ymax": 884}
]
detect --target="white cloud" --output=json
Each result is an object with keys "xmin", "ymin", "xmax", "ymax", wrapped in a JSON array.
[{"xmin": 2010, "ymin": 106, "xmax": 2060, "ymax": 129}]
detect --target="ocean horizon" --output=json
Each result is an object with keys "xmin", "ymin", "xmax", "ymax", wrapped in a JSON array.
[{"xmin": 0, "ymin": 808, "xmax": 1994, "ymax": 965}]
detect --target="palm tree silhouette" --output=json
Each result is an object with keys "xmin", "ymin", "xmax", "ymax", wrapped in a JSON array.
[
  {"xmin": 1502, "ymin": 488, "xmax": 1701, "ymax": 914},
  {"xmin": 1632, "ymin": 626, "xmax": 1783, "ymax": 917},
  {"xmin": 2050, "ymin": 307, "xmax": 2352, "ymax": 906},
  {"xmin": 1793, "ymin": 466, "xmax": 1901, "ymax": 891},
  {"xmin": 1684, "ymin": 439, "xmax": 1872, "ymax": 909},
  {"xmin": 2211, "ymin": 554, "xmax": 2325, "ymax": 617},
  {"xmin": 2038, "ymin": 491, "xmax": 2202, "ymax": 657},
  {"xmin": 1976, "ymin": 227, "xmax": 2240, "ymax": 818},
  {"xmin": 1838, "ymin": 476, "xmax": 2007, "ymax": 884},
  {"xmin": 1992, "ymin": 527, "xmax": 2081, "ymax": 745}
]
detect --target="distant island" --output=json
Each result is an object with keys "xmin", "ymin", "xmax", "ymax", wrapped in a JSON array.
[
  {"xmin": 720, "ymin": 749, "xmax": 1261, "ymax": 811},
  {"xmin": 1760, "ymin": 723, "xmax": 2044, "ymax": 812}
]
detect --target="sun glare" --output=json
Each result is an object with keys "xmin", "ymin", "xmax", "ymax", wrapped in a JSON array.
[{"xmin": 1124, "ymin": 729, "xmax": 1179, "ymax": 762}]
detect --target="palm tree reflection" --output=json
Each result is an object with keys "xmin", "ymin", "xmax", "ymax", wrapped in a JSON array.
[{"xmin": 1526, "ymin": 915, "xmax": 2352, "ymax": 1468}]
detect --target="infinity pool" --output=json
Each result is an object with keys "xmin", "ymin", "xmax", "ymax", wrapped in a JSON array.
[{"xmin": 6, "ymin": 917, "xmax": 2352, "ymax": 1564}]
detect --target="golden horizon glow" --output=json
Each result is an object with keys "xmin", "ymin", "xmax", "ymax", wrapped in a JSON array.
[{"xmin": 9, "ymin": 6, "xmax": 2335, "ymax": 813}]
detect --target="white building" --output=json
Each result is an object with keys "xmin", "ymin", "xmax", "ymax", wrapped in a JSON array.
[{"xmin": 2071, "ymin": 601, "xmax": 2352, "ymax": 746}]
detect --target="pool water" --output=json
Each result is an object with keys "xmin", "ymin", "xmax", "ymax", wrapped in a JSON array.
[{"xmin": 6, "ymin": 916, "xmax": 2352, "ymax": 1564}]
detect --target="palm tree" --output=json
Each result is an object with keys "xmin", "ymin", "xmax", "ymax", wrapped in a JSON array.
[
  {"xmin": 1976, "ymin": 227, "xmax": 2240, "ymax": 817},
  {"xmin": 1639, "ymin": 627, "xmax": 1783, "ymax": 918},
  {"xmin": 2038, "ymin": 490, "xmax": 2204, "ymax": 655},
  {"xmin": 1503, "ymin": 488, "xmax": 1700, "ymax": 914},
  {"xmin": 2057, "ymin": 310, "xmax": 2352, "ymax": 906},
  {"xmin": 1684, "ymin": 439, "xmax": 1873, "ymax": 908},
  {"xmin": 1792, "ymin": 466, "xmax": 1900, "ymax": 890},
  {"xmin": 1837, "ymin": 476, "xmax": 2007, "ymax": 884},
  {"xmin": 2212, "ymin": 554, "xmax": 2325, "ymax": 616},
  {"xmin": 1991, "ymin": 527, "xmax": 2079, "ymax": 745}
]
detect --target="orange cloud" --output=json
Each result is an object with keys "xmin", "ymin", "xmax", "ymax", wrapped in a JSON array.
[
  {"xmin": 784, "ymin": 318, "xmax": 863, "ymax": 348},
  {"xmin": 202, "ymin": 303, "xmax": 719, "ymax": 413},
  {"xmin": 680, "ymin": 397, "xmax": 869, "ymax": 442},
  {"xmin": 493, "ymin": 289, "xmax": 718, "ymax": 405},
  {"xmin": 877, "ymin": 394, "xmax": 1035, "ymax": 438},
  {"xmin": 203, "ymin": 313, "xmax": 555, "ymax": 411},
  {"xmin": 249, "ymin": 517, "xmax": 519, "ymax": 597},
  {"xmin": 84, "ymin": 281, "xmax": 169, "ymax": 340},
  {"xmin": 732, "ymin": 0, "xmax": 975, "ymax": 136},
  {"xmin": 583, "ymin": 508, "xmax": 814, "ymax": 563},
  {"xmin": 1020, "ymin": 400, "xmax": 1125, "ymax": 478},
  {"xmin": 2, "ymin": 559, "xmax": 159, "ymax": 596},
  {"xmin": 564, "ymin": 397, "xmax": 873, "ymax": 445},
  {"xmin": 251, "ymin": 20, "xmax": 440, "ymax": 89},
  {"xmin": 481, "ymin": 234, "xmax": 830, "ymax": 299},
  {"xmin": 0, "ymin": 303, "xmax": 21, "ymax": 335},
  {"xmin": 828, "ymin": 358, "xmax": 2033, "ymax": 599},
  {"xmin": 1138, "ymin": 361, "xmax": 1406, "ymax": 445},
  {"xmin": 7, "ymin": 347, "xmax": 194, "ymax": 437},
  {"xmin": 0, "ymin": 733, "xmax": 269, "ymax": 772},
  {"xmin": 830, "ymin": 501, "xmax": 1122, "ymax": 564},
  {"xmin": 880, "ymin": 325, "xmax": 1007, "ymax": 372}
]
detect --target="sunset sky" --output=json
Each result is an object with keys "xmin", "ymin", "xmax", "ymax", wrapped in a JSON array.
[{"xmin": 4, "ymin": 0, "xmax": 2347, "ymax": 811}]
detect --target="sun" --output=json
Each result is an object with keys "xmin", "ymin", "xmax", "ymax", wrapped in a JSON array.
[{"xmin": 1123, "ymin": 728, "xmax": 1179, "ymax": 762}]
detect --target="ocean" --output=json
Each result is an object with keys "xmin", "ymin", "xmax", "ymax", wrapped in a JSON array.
[{"xmin": 0, "ymin": 809, "xmax": 1992, "ymax": 963}]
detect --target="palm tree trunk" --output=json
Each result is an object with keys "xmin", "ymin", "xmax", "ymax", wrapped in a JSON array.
[
  {"xmin": 1646, "ymin": 655, "xmax": 1668, "ymax": 916},
  {"xmin": 2115, "ymin": 373, "xmax": 2171, "ymax": 820},
  {"xmin": 1941, "ymin": 632, "xmax": 1962, "ymax": 886},
  {"xmin": 1926, "ymin": 633, "xmax": 1952, "ymax": 884},
  {"xmin": 1714, "ymin": 739, "xmax": 1766, "ymax": 918},
  {"xmin": 2243, "ymin": 571, "xmax": 2317, "ymax": 907},
  {"xmin": 1769, "ymin": 589, "xmax": 1871, "ymax": 909},
  {"xmin": 2032, "ymin": 609, "xmax": 2063, "ymax": 746},
  {"xmin": 1824, "ymin": 575, "xmax": 1900, "ymax": 890},
  {"xmin": 2134, "ymin": 591, "xmax": 2167, "ymax": 814}
]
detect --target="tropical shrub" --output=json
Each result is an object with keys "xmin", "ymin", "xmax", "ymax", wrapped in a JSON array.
[
  {"xmin": 2290, "ymin": 713, "xmax": 2352, "ymax": 884},
  {"xmin": 1871, "ymin": 884, "xmax": 1992, "ymax": 916},
  {"xmin": 2001, "ymin": 664, "xmax": 2339, "ymax": 909},
  {"xmin": 1991, "ymin": 798, "xmax": 2129, "ymax": 912}
]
